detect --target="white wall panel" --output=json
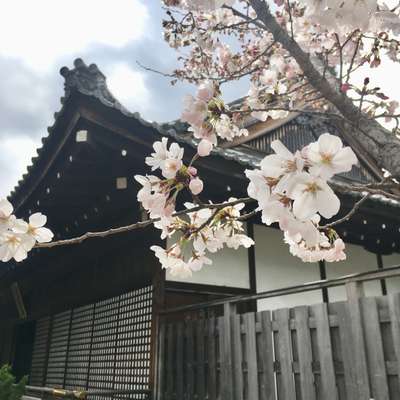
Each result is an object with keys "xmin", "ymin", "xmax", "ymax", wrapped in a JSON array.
[
  {"xmin": 165, "ymin": 238, "xmax": 250, "ymax": 288},
  {"xmin": 326, "ymin": 243, "xmax": 381, "ymax": 302},
  {"xmin": 254, "ymin": 225, "xmax": 322, "ymax": 310},
  {"xmin": 383, "ymin": 253, "xmax": 400, "ymax": 294}
]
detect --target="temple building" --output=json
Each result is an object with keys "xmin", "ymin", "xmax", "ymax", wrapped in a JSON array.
[{"xmin": 0, "ymin": 59, "xmax": 399, "ymax": 396}]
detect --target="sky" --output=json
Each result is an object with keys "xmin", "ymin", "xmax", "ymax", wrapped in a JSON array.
[
  {"xmin": 1, "ymin": 1, "xmax": 400, "ymax": 199},
  {"xmin": 0, "ymin": 0, "xmax": 197, "ymax": 198}
]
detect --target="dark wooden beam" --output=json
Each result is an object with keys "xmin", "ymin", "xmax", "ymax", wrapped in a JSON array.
[{"xmin": 247, "ymin": 222, "xmax": 257, "ymax": 294}]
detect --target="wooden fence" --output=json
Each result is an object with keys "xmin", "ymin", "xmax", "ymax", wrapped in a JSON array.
[{"xmin": 156, "ymin": 267, "xmax": 400, "ymax": 400}]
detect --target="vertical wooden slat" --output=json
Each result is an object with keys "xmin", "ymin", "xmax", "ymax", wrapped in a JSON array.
[
  {"xmin": 186, "ymin": 319, "xmax": 195, "ymax": 399},
  {"xmin": 332, "ymin": 302, "xmax": 356, "ymax": 400},
  {"xmin": 196, "ymin": 318, "xmax": 206, "ymax": 400},
  {"xmin": 345, "ymin": 282, "xmax": 371, "ymax": 399},
  {"xmin": 389, "ymin": 292, "xmax": 400, "ymax": 390},
  {"xmin": 362, "ymin": 297, "xmax": 389, "ymax": 400},
  {"xmin": 232, "ymin": 314, "xmax": 244, "ymax": 400},
  {"xmin": 312, "ymin": 303, "xmax": 337, "ymax": 400},
  {"xmin": 257, "ymin": 311, "xmax": 276, "ymax": 400},
  {"xmin": 294, "ymin": 306, "xmax": 316, "ymax": 400},
  {"xmin": 274, "ymin": 308, "xmax": 296, "ymax": 400},
  {"xmin": 176, "ymin": 321, "xmax": 184, "ymax": 400},
  {"xmin": 220, "ymin": 303, "xmax": 234, "ymax": 400},
  {"xmin": 166, "ymin": 324, "xmax": 174, "ymax": 400},
  {"xmin": 208, "ymin": 317, "xmax": 217, "ymax": 400},
  {"xmin": 244, "ymin": 312, "xmax": 259, "ymax": 400}
]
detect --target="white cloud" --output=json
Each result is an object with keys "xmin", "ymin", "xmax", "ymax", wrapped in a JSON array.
[
  {"xmin": 107, "ymin": 63, "xmax": 151, "ymax": 114},
  {"xmin": 0, "ymin": 135, "xmax": 40, "ymax": 198},
  {"xmin": 0, "ymin": 0, "xmax": 149, "ymax": 71}
]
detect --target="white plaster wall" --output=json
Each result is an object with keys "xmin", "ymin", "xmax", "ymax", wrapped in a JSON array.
[
  {"xmin": 326, "ymin": 243, "xmax": 381, "ymax": 302},
  {"xmin": 254, "ymin": 225, "xmax": 322, "ymax": 310},
  {"xmin": 383, "ymin": 253, "xmax": 400, "ymax": 294},
  {"xmin": 165, "ymin": 237, "xmax": 250, "ymax": 288}
]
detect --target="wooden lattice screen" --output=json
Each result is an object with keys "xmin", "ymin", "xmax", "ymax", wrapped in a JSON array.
[{"xmin": 30, "ymin": 286, "xmax": 153, "ymax": 399}]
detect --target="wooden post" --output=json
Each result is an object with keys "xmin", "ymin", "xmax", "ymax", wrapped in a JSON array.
[
  {"xmin": 221, "ymin": 302, "xmax": 236, "ymax": 400},
  {"xmin": 345, "ymin": 281, "xmax": 371, "ymax": 399},
  {"xmin": 152, "ymin": 268, "xmax": 165, "ymax": 400}
]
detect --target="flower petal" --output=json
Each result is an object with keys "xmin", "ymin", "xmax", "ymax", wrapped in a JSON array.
[
  {"xmin": 316, "ymin": 183, "xmax": 340, "ymax": 218},
  {"xmin": 29, "ymin": 213, "xmax": 47, "ymax": 228},
  {"xmin": 318, "ymin": 133, "xmax": 342, "ymax": 154}
]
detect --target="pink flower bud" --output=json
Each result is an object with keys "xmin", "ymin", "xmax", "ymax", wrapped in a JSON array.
[
  {"xmin": 189, "ymin": 177, "xmax": 204, "ymax": 195},
  {"xmin": 188, "ymin": 166, "xmax": 197, "ymax": 176},
  {"xmin": 198, "ymin": 139, "xmax": 213, "ymax": 157},
  {"xmin": 340, "ymin": 83, "xmax": 351, "ymax": 93}
]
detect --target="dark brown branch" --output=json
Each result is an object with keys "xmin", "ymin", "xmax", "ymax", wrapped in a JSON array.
[
  {"xmin": 245, "ymin": 0, "xmax": 400, "ymax": 178},
  {"xmin": 35, "ymin": 197, "xmax": 255, "ymax": 249},
  {"xmin": 322, "ymin": 193, "xmax": 371, "ymax": 229}
]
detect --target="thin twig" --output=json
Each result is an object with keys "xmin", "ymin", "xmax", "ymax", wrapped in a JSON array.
[
  {"xmin": 322, "ymin": 193, "xmax": 371, "ymax": 229},
  {"xmin": 286, "ymin": 0, "xmax": 294, "ymax": 40},
  {"xmin": 34, "ymin": 197, "xmax": 255, "ymax": 249}
]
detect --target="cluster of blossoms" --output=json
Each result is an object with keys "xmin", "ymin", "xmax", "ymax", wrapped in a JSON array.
[
  {"xmin": 297, "ymin": 0, "xmax": 400, "ymax": 36},
  {"xmin": 0, "ymin": 199, "xmax": 53, "ymax": 262},
  {"xmin": 151, "ymin": 200, "xmax": 253, "ymax": 278},
  {"xmin": 182, "ymin": 81, "xmax": 248, "ymax": 156},
  {"xmin": 135, "ymin": 138, "xmax": 204, "ymax": 219},
  {"xmin": 245, "ymin": 133, "xmax": 358, "ymax": 262},
  {"xmin": 163, "ymin": 0, "xmax": 400, "ymax": 128},
  {"xmin": 135, "ymin": 137, "xmax": 254, "ymax": 277}
]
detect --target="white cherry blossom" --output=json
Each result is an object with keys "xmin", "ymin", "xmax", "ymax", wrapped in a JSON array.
[
  {"xmin": 25, "ymin": 213, "xmax": 54, "ymax": 244},
  {"xmin": 0, "ymin": 231, "xmax": 32, "ymax": 262},
  {"xmin": 306, "ymin": 133, "xmax": 358, "ymax": 179},
  {"xmin": 197, "ymin": 80, "xmax": 215, "ymax": 102},
  {"xmin": 181, "ymin": 95, "xmax": 208, "ymax": 128},
  {"xmin": 290, "ymin": 173, "xmax": 340, "ymax": 220},
  {"xmin": 0, "ymin": 199, "xmax": 16, "ymax": 232},
  {"xmin": 145, "ymin": 137, "xmax": 169, "ymax": 171},
  {"xmin": 261, "ymin": 140, "xmax": 304, "ymax": 195},
  {"xmin": 215, "ymin": 114, "xmax": 248, "ymax": 141}
]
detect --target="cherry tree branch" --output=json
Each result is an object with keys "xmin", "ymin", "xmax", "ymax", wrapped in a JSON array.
[
  {"xmin": 322, "ymin": 193, "xmax": 371, "ymax": 229},
  {"xmin": 33, "ymin": 174, "xmax": 399, "ymax": 251},
  {"xmin": 242, "ymin": 0, "xmax": 400, "ymax": 178},
  {"xmin": 34, "ymin": 197, "xmax": 255, "ymax": 249}
]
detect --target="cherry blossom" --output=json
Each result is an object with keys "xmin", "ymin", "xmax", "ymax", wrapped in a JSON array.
[
  {"xmin": 149, "ymin": 199, "xmax": 253, "ymax": 275},
  {"xmin": 285, "ymin": 232, "xmax": 346, "ymax": 263},
  {"xmin": 261, "ymin": 140, "xmax": 305, "ymax": 196},
  {"xmin": 146, "ymin": 138, "xmax": 184, "ymax": 179},
  {"xmin": 243, "ymin": 132, "xmax": 358, "ymax": 262},
  {"xmin": 214, "ymin": 114, "xmax": 248, "ymax": 141},
  {"xmin": 182, "ymin": 94, "xmax": 208, "ymax": 129},
  {"xmin": 0, "ymin": 200, "xmax": 53, "ymax": 263},
  {"xmin": 0, "ymin": 199, "xmax": 15, "ymax": 233},
  {"xmin": 290, "ymin": 173, "xmax": 340, "ymax": 220},
  {"xmin": 0, "ymin": 231, "xmax": 32, "ymax": 262},
  {"xmin": 306, "ymin": 133, "xmax": 358, "ymax": 179},
  {"xmin": 25, "ymin": 213, "xmax": 54, "ymax": 244}
]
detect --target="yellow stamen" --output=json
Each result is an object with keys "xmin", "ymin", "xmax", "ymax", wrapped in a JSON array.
[
  {"xmin": 320, "ymin": 152, "xmax": 333, "ymax": 164},
  {"xmin": 305, "ymin": 182, "xmax": 321, "ymax": 193}
]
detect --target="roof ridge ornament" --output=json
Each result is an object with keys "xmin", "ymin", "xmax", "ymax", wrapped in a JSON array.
[{"xmin": 59, "ymin": 58, "xmax": 129, "ymax": 113}]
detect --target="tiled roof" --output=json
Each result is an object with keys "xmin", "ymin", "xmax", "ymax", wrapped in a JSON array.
[{"xmin": 7, "ymin": 58, "xmax": 399, "ymax": 211}]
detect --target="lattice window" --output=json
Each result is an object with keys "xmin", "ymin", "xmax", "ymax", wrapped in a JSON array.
[
  {"xmin": 46, "ymin": 311, "xmax": 71, "ymax": 388},
  {"xmin": 30, "ymin": 286, "xmax": 153, "ymax": 399},
  {"xmin": 30, "ymin": 317, "xmax": 51, "ymax": 386},
  {"xmin": 65, "ymin": 304, "xmax": 94, "ymax": 390}
]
